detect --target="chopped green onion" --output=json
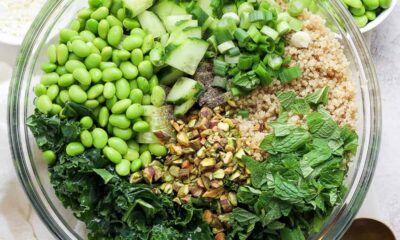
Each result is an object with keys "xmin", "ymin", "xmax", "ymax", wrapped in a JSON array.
[
  {"xmin": 255, "ymin": 63, "xmax": 273, "ymax": 85},
  {"xmin": 263, "ymin": 10, "xmax": 274, "ymax": 22},
  {"xmin": 225, "ymin": 54, "xmax": 240, "ymax": 64},
  {"xmin": 238, "ymin": 2, "xmax": 254, "ymax": 16},
  {"xmin": 288, "ymin": 0, "xmax": 306, "ymax": 17},
  {"xmin": 282, "ymin": 56, "xmax": 292, "ymax": 65},
  {"xmin": 238, "ymin": 55, "xmax": 253, "ymax": 70},
  {"xmin": 239, "ymin": 12, "xmax": 251, "ymax": 29},
  {"xmin": 205, "ymin": 51, "xmax": 217, "ymax": 58},
  {"xmin": 288, "ymin": 17, "xmax": 304, "ymax": 31},
  {"xmin": 266, "ymin": 54, "xmax": 283, "ymax": 70},
  {"xmin": 279, "ymin": 65, "xmax": 302, "ymax": 83},
  {"xmin": 213, "ymin": 59, "xmax": 229, "ymax": 76},
  {"xmin": 231, "ymin": 87, "xmax": 247, "ymax": 96},
  {"xmin": 245, "ymin": 42, "xmax": 258, "ymax": 51},
  {"xmin": 232, "ymin": 71, "xmax": 260, "ymax": 90},
  {"xmin": 214, "ymin": 28, "xmax": 233, "ymax": 44},
  {"xmin": 228, "ymin": 47, "xmax": 241, "ymax": 56},
  {"xmin": 234, "ymin": 28, "xmax": 250, "ymax": 42},
  {"xmin": 189, "ymin": 6, "xmax": 209, "ymax": 25},
  {"xmin": 277, "ymin": 21, "xmax": 291, "ymax": 35},
  {"xmin": 207, "ymin": 35, "xmax": 218, "ymax": 52},
  {"xmin": 212, "ymin": 76, "xmax": 228, "ymax": 89},
  {"xmin": 218, "ymin": 41, "xmax": 235, "ymax": 53},
  {"xmin": 222, "ymin": 4, "xmax": 238, "ymax": 14},
  {"xmin": 249, "ymin": 11, "xmax": 265, "ymax": 23},
  {"xmin": 248, "ymin": 24, "xmax": 262, "ymax": 43},
  {"xmin": 275, "ymin": 41, "xmax": 285, "ymax": 55},
  {"xmin": 228, "ymin": 66, "xmax": 240, "ymax": 76},
  {"xmin": 222, "ymin": 12, "xmax": 240, "ymax": 25},
  {"xmin": 237, "ymin": 110, "xmax": 249, "ymax": 118},
  {"xmin": 261, "ymin": 26, "xmax": 279, "ymax": 40}
]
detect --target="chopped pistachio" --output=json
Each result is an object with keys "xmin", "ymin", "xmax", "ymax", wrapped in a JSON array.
[
  {"xmin": 200, "ymin": 158, "xmax": 216, "ymax": 168},
  {"xmin": 217, "ymin": 122, "xmax": 230, "ymax": 131},
  {"xmin": 177, "ymin": 185, "xmax": 189, "ymax": 198},
  {"xmin": 213, "ymin": 169, "xmax": 225, "ymax": 179},
  {"xmin": 177, "ymin": 132, "xmax": 189, "ymax": 146},
  {"xmin": 169, "ymin": 165, "xmax": 180, "ymax": 178},
  {"xmin": 129, "ymin": 172, "xmax": 143, "ymax": 183},
  {"xmin": 202, "ymin": 188, "xmax": 224, "ymax": 198},
  {"xmin": 229, "ymin": 171, "xmax": 241, "ymax": 181},
  {"xmin": 228, "ymin": 192, "xmax": 238, "ymax": 206}
]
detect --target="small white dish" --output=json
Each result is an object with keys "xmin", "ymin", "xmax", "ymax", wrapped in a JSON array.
[{"xmin": 360, "ymin": 0, "xmax": 398, "ymax": 33}]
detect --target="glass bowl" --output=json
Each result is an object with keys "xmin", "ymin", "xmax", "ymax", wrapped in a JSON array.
[{"xmin": 8, "ymin": 0, "xmax": 381, "ymax": 239}]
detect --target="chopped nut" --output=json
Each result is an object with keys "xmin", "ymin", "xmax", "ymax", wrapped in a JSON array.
[
  {"xmin": 181, "ymin": 160, "xmax": 191, "ymax": 169},
  {"xmin": 200, "ymin": 158, "xmax": 216, "ymax": 168},
  {"xmin": 228, "ymin": 192, "xmax": 238, "ymax": 206},
  {"xmin": 177, "ymin": 185, "xmax": 189, "ymax": 198},
  {"xmin": 177, "ymin": 132, "xmax": 189, "ymax": 146},
  {"xmin": 201, "ymin": 175, "xmax": 211, "ymax": 189},
  {"xmin": 200, "ymin": 129, "xmax": 213, "ymax": 137},
  {"xmin": 190, "ymin": 186, "xmax": 204, "ymax": 197},
  {"xmin": 188, "ymin": 119, "xmax": 197, "ymax": 128},
  {"xmin": 153, "ymin": 166, "xmax": 163, "ymax": 182},
  {"xmin": 179, "ymin": 168, "xmax": 190, "ymax": 179},
  {"xmin": 181, "ymin": 194, "xmax": 191, "ymax": 204},
  {"xmin": 160, "ymin": 183, "xmax": 173, "ymax": 194},
  {"xmin": 217, "ymin": 122, "xmax": 230, "ymax": 131},
  {"xmin": 213, "ymin": 169, "xmax": 225, "ymax": 179},
  {"xmin": 169, "ymin": 144, "xmax": 183, "ymax": 155},
  {"xmin": 199, "ymin": 107, "xmax": 213, "ymax": 119},
  {"xmin": 162, "ymin": 172, "xmax": 174, "ymax": 182},
  {"xmin": 234, "ymin": 148, "xmax": 245, "ymax": 159},
  {"xmin": 203, "ymin": 210, "xmax": 213, "ymax": 224},
  {"xmin": 215, "ymin": 232, "xmax": 226, "ymax": 240},
  {"xmin": 220, "ymin": 197, "xmax": 232, "ymax": 212},
  {"xmin": 143, "ymin": 167, "xmax": 155, "ymax": 184},
  {"xmin": 173, "ymin": 181, "xmax": 184, "ymax": 192},
  {"xmin": 202, "ymin": 188, "xmax": 224, "ymax": 198},
  {"xmin": 189, "ymin": 138, "xmax": 202, "ymax": 150},
  {"xmin": 129, "ymin": 172, "xmax": 143, "ymax": 183},
  {"xmin": 197, "ymin": 147, "xmax": 206, "ymax": 158},
  {"xmin": 210, "ymin": 180, "xmax": 222, "ymax": 189},
  {"xmin": 218, "ymin": 214, "xmax": 230, "ymax": 223},
  {"xmin": 169, "ymin": 166, "xmax": 181, "ymax": 178},
  {"xmin": 222, "ymin": 152, "xmax": 233, "ymax": 165},
  {"xmin": 229, "ymin": 171, "xmax": 241, "ymax": 181}
]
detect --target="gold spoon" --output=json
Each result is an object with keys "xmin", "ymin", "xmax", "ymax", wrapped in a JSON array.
[{"xmin": 342, "ymin": 218, "xmax": 396, "ymax": 240}]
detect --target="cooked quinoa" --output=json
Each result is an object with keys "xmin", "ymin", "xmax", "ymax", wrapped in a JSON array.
[{"xmin": 234, "ymin": 12, "xmax": 357, "ymax": 160}]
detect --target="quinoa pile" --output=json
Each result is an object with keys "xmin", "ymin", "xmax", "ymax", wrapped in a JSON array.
[{"xmin": 234, "ymin": 12, "xmax": 357, "ymax": 160}]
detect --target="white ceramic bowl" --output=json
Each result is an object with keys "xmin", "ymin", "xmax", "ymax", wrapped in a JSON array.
[{"xmin": 360, "ymin": 0, "xmax": 398, "ymax": 33}]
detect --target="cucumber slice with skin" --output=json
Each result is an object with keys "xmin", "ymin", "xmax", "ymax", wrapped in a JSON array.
[
  {"xmin": 183, "ymin": 27, "xmax": 202, "ymax": 39},
  {"xmin": 151, "ymin": 0, "xmax": 187, "ymax": 22},
  {"xmin": 166, "ymin": 77, "xmax": 203, "ymax": 104},
  {"xmin": 138, "ymin": 11, "xmax": 166, "ymax": 38},
  {"xmin": 165, "ymin": 38, "xmax": 209, "ymax": 75},
  {"xmin": 164, "ymin": 15, "xmax": 193, "ymax": 32},
  {"xmin": 123, "ymin": 0, "xmax": 153, "ymax": 17},
  {"xmin": 167, "ymin": 26, "xmax": 202, "ymax": 45},
  {"xmin": 159, "ymin": 67, "xmax": 185, "ymax": 85},
  {"xmin": 175, "ymin": 20, "xmax": 199, "ymax": 30},
  {"xmin": 197, "ymin": 0, "xmax": 213, "ymax": 16},
  {"xmin": 174, "ymin": 98, "xmax": 197, "ymax": 117}
]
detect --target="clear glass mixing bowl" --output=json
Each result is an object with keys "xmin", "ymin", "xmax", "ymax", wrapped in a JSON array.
[{"xmin": 8, "ymin": 0, "xmax": 381, "ymax": 239}]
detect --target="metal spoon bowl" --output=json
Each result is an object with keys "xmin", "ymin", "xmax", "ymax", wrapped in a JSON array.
[{"xmin": 342, "ymin": 218, "xmax": 396, "ymax": 240}]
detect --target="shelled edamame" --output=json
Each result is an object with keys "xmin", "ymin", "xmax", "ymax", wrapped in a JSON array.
[
  {"xmin": 34, "ymin": 2, "xmax": 168, "ymax": 177},
  {"xmin": 342, "ymin": 0, "xmax": 392, "ymax": 27}
]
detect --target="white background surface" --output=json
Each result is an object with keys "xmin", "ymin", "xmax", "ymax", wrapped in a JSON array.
[{"xmin": 0, "ymin": 6, "xmax": 399, "ymax": 240}]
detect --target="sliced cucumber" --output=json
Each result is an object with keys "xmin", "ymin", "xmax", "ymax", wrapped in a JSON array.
[
  {"xmin": 166, "ymin": 26, "xmax": 202, "ymax": 45},
  {"xmin": 159, "ymin": 67, "xmax": 185, "ymax": 85},
  {"xmin": 151, "ymin": 0, "xmax": 187, "ymax": 22},
  {"xmin": 166, "ymin": 77, "xmax": 203, "ymax": 104},
  {"xmin": 174, "ymin": 98, "xmax": 197, "ymax": 118},
  {"xmin": 123, "ymin": 0, "xmax": 153, "ymax": 18},
  {"xmin": 164, "ymin": 15, "xmax": 193, "ymax": 32},
  {"xmin": 183, "ymin": 27, "xmax": 202, "ymax": 39},
  {"xmin": 138, "ymin": 11, "xmax": 166, "ymax": 38},
  {"xmin": 137, "ymin": 132, "xmax": 160, "ymax": 144},
  {"xmin": 175, "ymin": 20, "xmax": 198, "ymax": 30},
  {"xmin": 165, "ymin": 38, "xmax": 209, "ymax": 75}
]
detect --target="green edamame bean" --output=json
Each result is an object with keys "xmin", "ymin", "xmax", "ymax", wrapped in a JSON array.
[
  {"xmin": 151, "ymin": 86, "xmax": 166, "ymax": 107},
  {"xmin": 365, "ymin": 10, "xmax": 377, "ymax": 20},
  {"xmin": 130, "ymin": 80, "xmax": 138, "ymax": 89},
  {"xmin": 101, "ymin": 46, "xmax": 113, "ymax": 61},
  {"xmin": 87, "ymin": 84, "xmax": 104, "ymax": 99},
  {"xmin": 124, "ymin": 148, "xmax": 140, "ymax": 161},
  {"xmin": 127, "ymin": 140, "xmax": 140, "ymax": 151},
  {"xmin": 116, "ymin": 159, "xmax": 131, "ymax": 176},
  {"xmin": 126, "ymin": 103, "xmax": 144, "ymax": 119},
  {"xmin": 58, "ymin": 74, "xmax": 74, "ymax": 87},
  {"xmin": 47, "ymin": 85, "xmax": 59, "ymax": 101},
  {"xmin": 103, "ymin": 82, "xmax": 116, "ymax": 99},
  {"xmin": 73, "ymin": 68, "xmax": 92, "ymax": 85},
  {"xmin": 98, "ymin": 19, "xmax": 110, "ymax": 39},
  {"xmin": 131, "ymin": 49, "xmax": 143, "ymax": 66},
  {"xmin": 123, "ymin": 19, "xmax": 140, "ymax": 30},
  {"xmin": 41, "ymin": 63, "xmax": 57, "ymax": 73},
  {"xmin": 120, "ymin": 62, "xmax": 139, "ymax": 80},
  {"xmin": 36, "ymin": 95, "xmax": 53, "ymax": 114},
  {"xmin": 117, "ymin": 49, "xmax": 131, "ymax": 61},
  {"xmin": 93, "ymin": 38, "xmax": 108, "ymax": 50},
  {"xmin": 69, "ymin": 19, "xmax": 81, "ymax": 32},
  {"xmin": 133, "ymin": 120, "xmax": 150, "ymax": 133},
  {"xmin": 148, "ymin": 143, "xmax": 168, "ymax": 157},
  {"xmin": 91, "ymin": 6, "xmax": 109, "ymax": 20},
  {"xmin": 84, "ymin": 100, "xmax": 99, "ymax": 109},
  {"xmin": 353, "ymin": 15, "xmax": 368, "ymax": 27},
  {"xmin": 344, "ymin": 0, "xmax": 363, "ymax": 8},
  {"xmin": 139, "ymin": 144, "xmax": 148, "ymax": 154},
  {"xmin": 78, "ymin": 8, "xmax": 93, "ymax": 20},
  {"xmin": 56, "ymin": 66, "xmax": 68, "ymax": 75},
  {"xmin": 116, "ymin": 8, "xmax": 126, "ymax": 21},
  {"xmin": 69, "ymin": 85, "xmax": 87, "ymax": 103},
  {"xmin": 89, "ymin": 0, "xmax": 103, "ymax": 8},
  {"xmin": 141, "ymin": 34, "xmax": 154, "ymax": 54},
  {"xmin": 148, "ymin": 75, "xmax": 159, "ymax": 91},
  {"xmin": 106, "ymin": 96, "xmax": 117, "ymax": 109},
  {"xmin": 41, "ymin": 72, "xmax": 59, "ymax": 86},
  {"xmin": 42, "ymin": 150, "xmax": 56, "ymax": 165},
  {"xmin": 140, "ymin": 151, "xmax": 152, "ymax": 166},
  {"xmin": 80, "ymin": 130, "xmax": 93, "ymax": 147},
  {"xmin": 112, "ymin": 99, "xmax": 132, "ymax": 114},
  {"xmin": 68, "ymin": 53, "xmax": 81, "ymax": 61},
  {"xmin": 109, "ymin": 114, "xmax": 131, "ymax": 129},
  {"xmin": 106, "ymin": 15, "xmax": 123, "ymax": 27},
  {"xmin": 59, "ymin": 90, "xmax": 70, "ymax": 104},
  {"xmin": 80, "ymin": 116, "xmax": 93, "ymax": 129},
  {"xmin": 103, "ymin": 146, "xmax": 122, "ymax": 164},
  {"xmin": 92, "ymin": 128, "xmax": 108, "ymax": 149},
  {"xmin": 59, "ymin": 29, "xmax": 79, "ymax": 43},
  {"xmin": 380, "ymin": 0, "xmax": 392, "ymax": 8},
  {"xmin": 86, "ymin": 19, "xmax": 99, "ymax": 34},
  {"xmin": 56, "ymin": 44, "xmax": 69, "ymax": 65},
  {"xmin": 113, "ymin": 127, "xmax": 133, "ymax": 140},
  {"xmin": 51, "ymin": 104, "xmax": 62, "ymax": 115},
  {"xmin": 66, "ymin": 142, "xmax": 85, "ymax": 156},
  {"xmin": 362, "ymin": 0, "xmax": 379, "ymax": 9},
  {"xmin": 100, "ymin": 62, "xmax": 118, "ymax": 70},
  {"xmin": 90, "ymin": 68, "xmax": 103, "ymax": 83},
  {"xmin": 108, "ymin": 137, "xmax": 128, "ymax": 155},
  {"xmin": 122, "ymin": 35, "xmax": 143, "ymax": 51},
  {"xmin": 137, "ymin": 77, "xmax": 150, "ymax": 94},
  {"xmin": 102, "ymin": 67, "xmax": 123, "ymax": 82},
  {"xmin": 131, "ymin": 28, "xmax": 146, "ymax": 38},
  {"xmin": 116, "ymin": 79, "xmax": 131, "ymax": 99},
  {"xmin": 66, "ymin": 60, "xmax": 86, "ymax": 73},
  {"xmin": 107, "ymin": 25, "xmax": 123, "ymax": 47},
  {"xmin": 142, "ymin": 94, "xmax": 152, "ymax": 105},
  {"xmin": 138, "ymin": 61, "xmax": 154, "ymax": 79},
  {"xmin": 98, "ymin": 107, "xmax": 109, "ymax": 127},
  {"xmin": 350, "ymin": 5, "xmax": 366, "ymax": 16},
  {"xmin": 80, "ymin": 30, "xmax": 96, "ymax": 42},
  {"xmin": 71, "ymin": 40, "xmax": 91, "ymax": 58},
  {"xmin": 85, "ymin": 54, "xmax": 102, "ymax": 69},
  {"xmin": 130, "ymin": 158, "xmax": 142, "ymax": 172},
  {"xmin": 34, "ymin": 84, "xmax": 47, "ymax": 96}
]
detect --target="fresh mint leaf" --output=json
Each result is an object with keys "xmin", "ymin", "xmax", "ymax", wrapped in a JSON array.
[
  {"xmin": 277, "ymin": 91, "xmax": 297, "ymax": 109},
  {"xmin": 307, "ymin": 112, "xmax": 339, "ymax": 139},
  {"xmin": 305, "ymin": 87, "xmax": 329, "ymax": 105},
  {"xmin": 289, "ymin": 99, "xmax": 310, "ymax": 115},
  {"xmin": 243, "ymin": 156, "xmax": 270, "ymax": 188},
  {"xmin": 272, "ymin": 129, "xmax": 311, "ymax": 153},
  {"xmin": 280, "ymin": 227, "xmax": 306, "ymax": 240}
]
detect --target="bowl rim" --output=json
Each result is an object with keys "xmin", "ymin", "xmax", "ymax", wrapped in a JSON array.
[
  {"xmin": 8, "ymin": 0, "xmax": 382, "ymax": 239},
  {"xmin": 360, "ymin": 0, "xmax": 398, "ymax": 33}
]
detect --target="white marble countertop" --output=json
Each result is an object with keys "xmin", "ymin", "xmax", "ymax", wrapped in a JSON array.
[{"xmin": 0, "ymin": 5, "xmax": 399, "ymax": 240}]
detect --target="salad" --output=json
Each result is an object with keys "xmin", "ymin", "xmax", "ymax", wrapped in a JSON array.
[{"xmin": 28, "ymin": 0, "xmax": 359, "ymax": 239}]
